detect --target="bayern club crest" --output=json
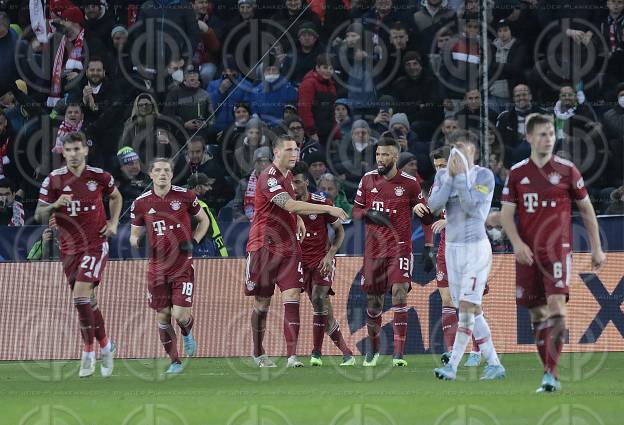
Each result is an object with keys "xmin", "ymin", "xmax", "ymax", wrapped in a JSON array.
[
  {"xmin": 548, "ymin": 172, "xmax": 561, "ymax": 185},
  {"xmin": 86, "ymin": 180, "xmax": 98, "ymax": 191},
  {"xmin": 436, "ymin": 271, "xmax": 445, "ymax": 281},
  {"xmin": 170, "ymin": 200, "xmax": 181, "ymax": 211},
  {"xmin": 309, "ymin": 214, "xmax": 318, "ymax": 220},
  {"xmin": 267, "ymin": 177, "xmax": 278, "ymax": 188},
  {"xmin": 394, "ymin": 186, "xmax": 405, "ymax": 197}
]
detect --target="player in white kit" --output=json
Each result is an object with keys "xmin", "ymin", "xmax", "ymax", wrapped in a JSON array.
[{"xmin": 427, "ymin": 130, "xmax": 506, "ymax": 381}]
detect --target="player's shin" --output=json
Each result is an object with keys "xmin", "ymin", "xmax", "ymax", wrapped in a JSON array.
[
  {"xmin": 327, "ymin": 319, "xmax": 353, "ymax": 356},
  {"xmin": 366, "ymin": 309, "xmax": 382, "ymax": 353},
  {"xmin": 74, "ymin": 297, "xmax": 96, "ymax": 352},
  {"xmin": 546, "ymin": 315, "xmax": 566, "ymax": 378},
  {"xmin": 91, "ymin": 301, "xmax": 109, "ymax": 351},
  {"xmin": 473, "ymin": 313, "xmax": 500, "ymax": 366},
  {"xmin": 312, "ymin": 311, "xmax": 327, "ymax": 354},
  {"xmin": 532, "ymin": 320, "xmax": 550, "ymax": 369},
  {"xmin": 449, "ymin": 310, "xmax": 475, "ymax": 371},
  {"xmin": 392, "ymin": 303, "xmax": 408, "ymax": 357},
  {"xmin": 283, "ymin": 301, "xmax": 300, "ymax": 358},
  {"xmin": 177, "ymin": 315, "xmax": 194, "ymax": 336},
  {"xmin": 158, "ymin": 321, "xmax": 181, "ymax": 364},
  {"xmin": 441, "ymin": 307, "xmax": 458, "ymax": 352},
  {"xmin": 251, "ymin": 308, "xmax": 268, "ymax": 357}
]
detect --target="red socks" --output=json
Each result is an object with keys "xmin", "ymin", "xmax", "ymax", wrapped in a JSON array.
[
  {"xmin": 533, "ymin": 320, "xmax": 549, "ymax": 369},
  {"xmin": 441, "ymin": 307, "xmax": 458, "ymax": 352},
  {"xmin": 312, "ymin": 312, "xmax": 327, "ymax": 354},
  {"xmin": 74, "ymin": 297, "xmax": 95, "ymax": 352},
  {"xmin": 251, "ymin": 309, "xmax": 268, "ymax": 358},
  {"xmin": 92, "ymin": 305, "xmax": 108, "ymax": 349},
  {"xmin": 546, "ymin": 315, "xmax": 566, "ymax": 378},
  {"xmin": 392, "ymin": 304, "xmax": 408, "ymax": 356},
  {"xmin": 283, "ymin": 301, "xmax": 300, "ymax": 357},
  {"xmin": 177, "ymin": 316, "xmax": 194, "ymax": 336},
  {"xmin": 471, "ymin": 336, "xmax": 481, "ymax": 353},
  {"xmin": 366, "ymin": 309, "xmax": 382, "ymax": 353},
  {"xmin": 327, "ymin": 321, "xmax": 353, "ymax": 356},
  {"xmin": 158, "ymin": 322, "xmax": 180, "ymax": 364}
]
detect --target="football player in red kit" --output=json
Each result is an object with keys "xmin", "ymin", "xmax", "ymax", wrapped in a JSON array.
[
  {"xmin": 35, "ymin": 132, "xmax": 123, "ymax": 378},
  {"xmin": 291, "ymin": 161, "xmax": 355, "ymax": 367},
  {"xmin": 501, "ymin": 114, "xmax": 606, "ymax": 392},
  {"xmin": 353, "ymin": 135, "xmax": 433, "ymax": 367},
  {"xmin": 130, "ymin": 158, "xmax": 209, "ymax": 374},
  {"xmin": 245, "ymin": 136, "xmax": 347, "ymax": 368}
]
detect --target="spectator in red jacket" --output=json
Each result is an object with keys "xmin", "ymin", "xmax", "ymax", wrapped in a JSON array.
[{"xmin": 297, "ymin": 53, "xmax": 337, "ymax": 145}]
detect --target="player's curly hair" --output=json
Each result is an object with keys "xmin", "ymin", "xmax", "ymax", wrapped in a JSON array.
[{"xmin": 291, "ymin": 161, "xmax": 309, "ymax": 177}]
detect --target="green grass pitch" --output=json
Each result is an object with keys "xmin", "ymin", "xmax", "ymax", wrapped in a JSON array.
[{"xmin": 2, "ymin": 353, "xmax": 621, "ymax": 425}]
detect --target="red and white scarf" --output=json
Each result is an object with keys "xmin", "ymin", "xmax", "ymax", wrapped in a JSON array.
[
  {"xmin": 53, "ymin": 119, "xmax": 83, "ymax": 153},
  {"xmin": 47, "ymin": 29, "xmax": 85, "ymax": 107},
  {"xmin": 244, "ymin": 170, "xmax": 258, "ymax": 222}
]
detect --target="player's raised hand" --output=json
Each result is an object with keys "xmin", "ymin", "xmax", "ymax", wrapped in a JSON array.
[
  {"xmin": 318, "ymin": 253, "xmax": 334, "ymax": 277},
  {"xmin": 513, "ymin": 240, "xmax": 534, "ymax": 265},
  {"xmin": 99, "ymin": 220, "xmax": 118, "ymax": 238},
  {"xmin": 52, "ymin": 194, "xmax": 73, "ymax": 209},
  {"xmin": 591, "ymin": 248, "xmax": 606, "ymax": 271},
  {"xmin": 448, "ymin": 155, "xmax": 464, "ymax": 177},
  {"xmin": 432, "ymin": 219, "xmax": 446, "ymax": 233},
  {"xmin": 328, "ymin": 206, "xmax": 348, "ymax": 221}
]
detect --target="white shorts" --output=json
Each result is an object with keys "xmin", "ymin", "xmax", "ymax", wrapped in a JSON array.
[{"xmin": 445, "ymin": 239, "xmax": 492, "ymax": 307}]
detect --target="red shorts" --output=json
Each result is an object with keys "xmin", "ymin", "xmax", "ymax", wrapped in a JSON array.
[
  {"xmin": 303, "ymin": 258, "xmax": 335, "ymax": 296},
  {"xmin": 62, "ymin": 242, "xmax": 109, "ymax": 290},
  {"xmin": 516, "ymin": 251, "xmax": 571, "ymax": 308},
  {"xmin": 147, "ymin": 265, "xmax": 195, "ymax": 311},
  {"xmin": 361, "ymin": 255, "xmax": 412, "ymax": 295},
  {"xmin": 245, "ymin": 248, "xmax": 303, "ymax": 297}
]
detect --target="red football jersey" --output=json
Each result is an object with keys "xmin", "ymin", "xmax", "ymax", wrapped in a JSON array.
[
  {"xmin": 131, "ymin": 186, "xmax": 201, "ymax": 273},
  {"xmin": 502, "ymin": 156, "xmax": 588, "ymax": 258},
  {"xmin": 39, "ymin": 165, "xmax": 115, "ymax": 255},
  {"xmin": 299, "ymin": 193, "xmax": 339, "ymax": 268},
  {"xmin": 246, "ymin": 165, "xmax": 300, "ymax": 257},
  {"xmin": 354, "ymin": 170, "xmax": 425, "ymax": 258}
]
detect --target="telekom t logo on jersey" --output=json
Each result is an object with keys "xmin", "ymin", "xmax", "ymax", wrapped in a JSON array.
[
  {"xmin": 152, "ymin": 220, "xmax": 167, "ymax": 236},
  {"xmin": 372, "ymin": 201, "xmax": 385, "ymax": 212},
  {"xmin": 66, "ymin": 200, "xmax": 81, "ymax": 216},
  {"xmin": 523, "ymin": 193, "xmax": 538, "ymax": 213}
]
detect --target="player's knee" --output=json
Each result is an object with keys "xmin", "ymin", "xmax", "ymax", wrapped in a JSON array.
[
  {"xmin": 439, "ymin": 289, "xmax": 453, "ymax": 307},
  {"xmin": 529, "ymin": 305, "xmax": 549, "ymax": 322},
  {"xmin": 254, "ymin": 296, "xmax": 271, "ymax": 312},
  {"xmin": 157, "ymin": 309, "xmax": 172, "ymax": 324},
  {"xmin": 547, "ymin": 295, "xmax": 567, "ymax": 317},
  {"xmin": 326, "ymin": 317, "xmax": 337, "ymax": 334},
  {"xmin": 367, "ymin": 295, "xmax": 383, "ymax": 313},
  {"xmin": 172, "ymin": 307, "xmax": 190, "ymax": 323},
  {"xmin": 282, "ymin": 288, "xmax": 300, "ymax": 303},
  {"xmin": 458, "ymin": 310, "xmax": 475, "ymax": 328},
  {"xmin": 459, "ymin": 300, "xmax": 479, "ymax": 315}
]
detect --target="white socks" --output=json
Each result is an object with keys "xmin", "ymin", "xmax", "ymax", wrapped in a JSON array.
[
  {"xmin": 449, "ymin": 311, "xmax": 475, "ymax": 371},
  {"xmin": 473, "ymin": 313, "xmax": 501, "ymax": 366}
]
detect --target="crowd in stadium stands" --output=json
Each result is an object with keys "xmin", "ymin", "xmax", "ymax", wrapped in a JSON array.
[{"xmin": 0, "ymin": 0, "xmax": 622, "ymax": 243}]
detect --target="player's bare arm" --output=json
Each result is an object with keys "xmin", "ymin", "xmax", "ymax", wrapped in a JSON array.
[
  {"xmin": 500, "ymin": 203, "xmax": 534, "ymax": 266},
  {"xmin": 192, "ymin": 207, "xmax": 210, "ymax": 244},
  {"xmin": 129, "ymin": 224, "xmax": 145, "ymax": 249},
  {"xmin": 576, "ymin": 197, "xmax": 607, "ymax": 270},
  {"xmin": 296, "ymin": 215, "xmax": 306, "ymax": 243},
  {"xmin": 319, "ymin": 220, "xmax": 345, "ymax": 276},
  {"xmin": 100, "ymin": 187, "xmax": 122, "ymax": 237},
  {"xmin": 272, "ymin": 192, "xmax": 348, "ymax": 220},
  {"xmin": 34, "ymin": 194, "xmax": 74, "ymax": 223}
]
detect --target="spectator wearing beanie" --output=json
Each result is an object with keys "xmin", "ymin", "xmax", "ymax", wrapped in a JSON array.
[
  {"xmin": 397, "ymin": 151, "xmax": 423, "ymax": 185},
  {"xmin": 282, "ymin": 22, "xmax": 326, "ymax": 84},
  {"xmin": 114, "ymin": 147, "xmax": 149, "ymax": 221},
  {"xmin": 303, "ymin": 149, "xmax": 328, "ymax": 188},
  {"xmin": 219, "ymin": 101, "xmax": 251, "ymax": 148},
  {"xmin": 233, "ymin": 117, "xmax": 271, "ymax": 178},
  {"xmin": 250, "ymin": 58, "xmax": 298, "ymax": 127},
  {"xmin": 390, "ymin": 51, "xmax": 442, "ymax": 137},
  {"xmin": 332, "ymin": 98, "xmax": 352, "ymax": 141},
  {"xmin": 271, "ymin": 0, "xmax": 321, "ymax": 43}
]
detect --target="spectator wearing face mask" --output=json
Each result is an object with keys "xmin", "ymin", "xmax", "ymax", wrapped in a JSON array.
[
  {"xmin": 0, "ymin": 177, "xmax": 23, "ymax": 226},
  {"xmin": 163, "ymin": 66, "xmax": 214, "ymax": 141},
  {"xmin": 250, "ymin": 60, "xmax": 298, "ymax": 127}
]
